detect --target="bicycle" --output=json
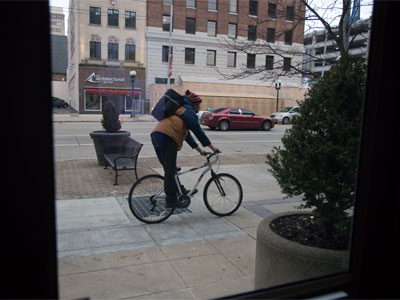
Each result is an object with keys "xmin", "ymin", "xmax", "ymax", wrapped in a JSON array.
[{"xmin": 128, "ymin": 152, "xmax": 243, "ymax": 224}]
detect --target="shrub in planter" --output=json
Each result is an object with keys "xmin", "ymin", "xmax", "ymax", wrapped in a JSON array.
[
  {"xmin": 101, "ymin": 101, "xmax": 121, "ymax": 133},
  {"xmin": 266, "ymin": 55, "xmax": 366, "ymax": 249}
]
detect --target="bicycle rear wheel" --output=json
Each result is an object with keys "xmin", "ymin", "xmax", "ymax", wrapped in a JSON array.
[
  {"xmin": 128, "ymin": 174, "xmax": 174, "ymax": 224},
  {"xmin": 203, "ymin": 173, "xmax": 243, "ymax": 216}
]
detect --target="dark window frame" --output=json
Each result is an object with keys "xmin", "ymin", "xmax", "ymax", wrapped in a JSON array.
[
  {"xmin": 248, "ymin": 25, "xmax": 257, "ymax": 41},
  {"xmin": 108, "ymin": 8, "xmax": 119, "ymax": 27},
  {"xmin": 163, "ymin": 15, "xmax": 172, "ymax": 32},
  {"xmin": 186, "ymin": 18, "xmax": 196, "ymax": 34},
  {"xmin": 89, "ymin": 41, "xmax": 101, "ymax": 59},
  {"xmin": 228, "ymin": 23, "xmax": 237, "ymax": 38},
  {"xmin": 89, "ymin": 6, "xmax": 101, "ymax": 25},
  {"xmin": 283, "ymin": 57, "xmax": 291, "ymax": 71},
  {"xmin": 286, "ymin": 6, "xmax": 294, "ymax": 21},
  {"xmin": 107, "ymin": 42, "xmax": 119, "ymax": 60},
  {"xmin": 162, "ymin": 45, "xmax": 172, "ymax": 63},
  {"xmin": 185, "ymin": 48, "xmax": 195, "ymax": 64},
  {"xmin": 247, "ymin": 53, "xmax": 256, "ymax": 69},
  {"xmin": 265, "ymin": 55, "xmax": 274, "ymax": 70},
  {"xmin": 285, "ymin": 30, "xmax": 293, "ymax": 45},
  {"xmin": 267, "ymin": 27, "xmax": 275, "ymax": 43},
  {"xmin": 125, "ymin": 44, "xmax": 136, "ymax": 61},
  {"xmin": 229, "ymin": 0, "xmax": 237, "ymax": 13},
  {"xmin": 207, "ymin": 20, "xmax": 217, "ymax": 37},
  {"xmin": 227, "ymin": 51, "xmax": 236, "ymax": 67},
  {"xmin": 125, "ymin": 11, "xmax": 136, "ymax": 28},
  {"xmin": 207, "ymin": 49, "xmax": 216, "ymax": 66},
  {"xmin": 208, "ymin": 0, "xmax": 218, "ymax": 10},
  {"xmin": 268, "ymin": 3, "xmax": 277, "ymax": 19},
  {"xmin": 249, "ymin": 0, "xmax": 258, "ymax": 16}
]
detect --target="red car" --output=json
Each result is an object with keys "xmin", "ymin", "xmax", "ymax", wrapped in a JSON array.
[{"xmin": 200, "ymin": 107, "xmax": 275, "ymax": 131}]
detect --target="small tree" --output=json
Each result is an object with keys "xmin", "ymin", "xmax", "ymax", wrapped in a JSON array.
[
  {"xmin": 266, "ymin": 55, "xmax": 366, "ymax": 243},
  {"xmin": 101, "ymin": 101, "xmax": 121, "ymax": 133}
]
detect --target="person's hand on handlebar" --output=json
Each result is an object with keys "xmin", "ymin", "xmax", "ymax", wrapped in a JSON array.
[
  {"xmin": 195, "ymin": 146, "xmax": 207, "ymax": 156},
  {"xmin": 208, "ymin": 144, "xmax": 221, "ymax": 154}
]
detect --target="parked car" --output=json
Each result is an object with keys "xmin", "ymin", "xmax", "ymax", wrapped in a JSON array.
[
  {"xmin": 52, "ymin": 97, "xmax": 68, "ymax": 108},
  {"xmin": 200, "ymin": 107, "xmax": 275, "ymax": 131},
  {"xmin": 270, "ymin": 106, "xmax": 301, "ymax": 124}
]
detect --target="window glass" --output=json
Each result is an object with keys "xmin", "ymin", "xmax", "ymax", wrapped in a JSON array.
[
  {"xmin": 227, "ymin": 51, "xmax": 236, "ymax": 67},
  {"xmin": 228, "ymin": 23, "xmax": 237, "ymax": 38},
  {"xmin": 283, "ymin": 57, "xmax": 291, "ymax": 71},
  {"xmin": 90, "ymin": 41, "xmax": 101, "ymax": 59},
  {"xmin": 125, "ymin": 44, "xmax": 136, "ymax": 61},
  {"xmin": 186, "ymin": 18, "xmax": 196, "ymax": 34},
  {"xmin": 207, "ymin": 50, "xmax": 216, "ymax": 66},
  {"xmin": 108, "ymin": 9, "xmax": 119, "ymax": 27},
  {"xmin": 85, "ymin": 93, "xmax": 101, "ymax": 111},
  {"xmin": 187, "ymin": 0, "xmax": 196, "ymax": 8},
  {"xmin": 155, "ymin": 78, "xmax": 175, "ymax": 84},
  {"xmin": 208, "ymin": 0, "xmax": 217, "ymax": 10},
  {"xmin": 163, "ymin": 15, "xmax": 171, "ymax": 32},
  {"xmin": 208, "ymin": 21, "xmax": 217, "ymax": 36},
  {"xmin": 267, "ymin": 28, "xmax": 275, "ymax": 43},
  {"xmin": 248, "ymin": 25, "xmax": 257, "ymax": 41},
  {"xmin": 163, "ymin": 0, "xmax": 172, "ymax": 4},
  {"xmin": 185, "ymin": 48, "xmax": 195, "ymax": 64},
  {"xmin": 89, "ymin": 7, "xmax": 101, "ymax": 25},
  {"xmin": 286, "ymin": 6, "xmax": 294, "ymax": 21},
  {"xmin": 268, "ymin": 3, "xmax": 276, "ymax": 18},
  {"xmin": 247, "ymin": 53, "xmax": 256, "ymax": 68},
  {"xmin": 249, "ymin": 0, "xmax": 258, "ymax": 16},
  {"xmin": 241, "ymin": 109, "xmax": 253, "ymax": 115},
  {"xmin": 108, "ymin": 43, "xmax": 118, "ymax": 60},
  {"xmin": 229, "ymin": 109, "xmax": 240, "ymax": 114},
  {"xmin": 285, "ymin": 30, "xmax": 293, "ymax": 45},
  {"xmin": 162, "ymin": 45, "xmax": 172, "ymax": 62},
  {"xmin": 229, "ymin": 0, "xmax": 237, "ymax": 13},
  {"xmin": 266, "ymin": 55, "xmax": 274, "ymax": 70},
  {"xmin": 125, "ymin": 11, "xmax": 136, "ymax": 28}
]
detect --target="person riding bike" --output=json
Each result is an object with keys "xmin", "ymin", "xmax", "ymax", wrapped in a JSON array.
[{"xmin": 151, "ymin": 90, "xmax": 221, "ymax": 208}]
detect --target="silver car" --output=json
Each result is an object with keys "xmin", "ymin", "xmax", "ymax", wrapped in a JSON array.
[{"xmin": 270, "ymin": 106, "xmax": 301, "ymax": 124}]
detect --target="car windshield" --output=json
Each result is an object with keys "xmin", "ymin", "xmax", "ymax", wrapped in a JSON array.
[
  {"xmin": 279, "ymin": 107, "xmax": 293, "ymax": 112},
  {"xmin": 213, "ymin": 108, "xmax": 227, "ymax": 113}
]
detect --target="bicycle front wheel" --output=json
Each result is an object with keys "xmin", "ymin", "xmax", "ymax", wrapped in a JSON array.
[
  {"xmin": 203, "ymin": 173, "xmax": 243, "ymax": 216},
  {"xmin": 128, "ymin": 174, "xmax": 174, "ymax": 224}
]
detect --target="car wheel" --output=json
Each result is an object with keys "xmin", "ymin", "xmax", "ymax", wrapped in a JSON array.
[
  {"xmin": 63, "ymin": 103, "xmax": 68, "ymax": 108},
  {"xmin": 218, "ymin": 120, "xmax": 230, "ymax": 131},
  {"xmin": 282, "ymin": 117, "xmax": 290, "ymax": 125},
  {"xmin": 262, "ymin": 120, "xmax": 272, "ymax": 131}
]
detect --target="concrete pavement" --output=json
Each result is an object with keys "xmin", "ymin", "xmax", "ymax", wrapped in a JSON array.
[{"xmin": 54, "ymin": 113, "xmax": 303, "ymax": 299}]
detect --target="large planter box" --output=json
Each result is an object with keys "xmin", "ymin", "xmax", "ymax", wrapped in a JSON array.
[
  {"xmin": 255, "ymin": 211, "xmax": 349, "ymax": 290},
  {"xmin": 89, "ymin": 131, "xmax": 131, "ymax": 166}
]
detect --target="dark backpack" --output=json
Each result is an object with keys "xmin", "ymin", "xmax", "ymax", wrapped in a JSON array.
[{"xmin": 151, "ymin": 89, "xmax": 185, "ymax": 121}]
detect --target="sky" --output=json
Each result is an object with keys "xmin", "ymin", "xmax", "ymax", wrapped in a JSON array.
[{"xmin": 49, "ymin": 0, "xmax": 374, "ymax": 36}]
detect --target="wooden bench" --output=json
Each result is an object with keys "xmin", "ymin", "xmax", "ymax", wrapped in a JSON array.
[{"xmin": 104, "ymin": 137, "xmax": 143, "ymax": 185}]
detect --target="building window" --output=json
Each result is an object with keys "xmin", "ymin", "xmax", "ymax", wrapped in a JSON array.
[
  {"xmin": 248, "ymin": 25, "xmax": 257, "ymax": 41},
  {"xmin": 162, "ymin": 45, "xmax": 172, "ymax": 62},
  {"xmin": 247, "ymin": 53, "xmax": 256, "ymax": 69},
  {"xmin": 266, "ymin": 55, "xmax": 274, "ymax": 70},
  {"xmin": 286, "ymin": 6, "xmax": 294, "ymax": 21},
  {"xmin": 185, "ymin": 48, "xmax": 195, "ymax": 64},
  {"xmin": 125, "ymin": 44, "xmax": 135, "ymax": 61},
  {"xmin": 249, "ymin": 0, "xmax": 258, "ymax": 16},
  {"xmin": 229, "ymin": 0, "xmax": 237, "ymax": 13},
  {"xmin": 187, "ymin": 0, "xmax": 196, "ymax": 8},
  {"xmin": 108, "ymin": 9, "xmax": 119, "ymax": 27},
  {"xmin": 283, "ymin": 57, "xmax": 291, "ymax": 71},
  {"xmin": 89, "ymin": 7, "xmax": 101, "ymax": 25},
  {"xmin": 155, "ymin": 78, "xmax": 175, "ymax": 84},
  {"xmin": 125, "ymin": 11, "xmax": 136, "ymax": 28},
  {"xmin": 207, "ymin": 50, "xmax": 216, "ymax": 66},
  {"xmin": 228, "ymin": 23, "xmax": 237, "ymax": 38},
  {"xmin": 163, "ymin": 0, "xmax": 172, "ymax": 5},
  {"xmin": 90, "ymin": 41, "xmax": 101, "ymax": 59},
  {"xmin": 227, "ymin": 51, "xmax": 236, "ymax": 67},
  {"xmin": 108, "ymin": 43, "xmax": 119, "ymax": 60},
  {"xmin": 267, "ymin": 28, "xmax": 275, "ymax": 43},
  {"xmin": 268, "ymin": 3, "xmax": 276, "ymax": 19},
  {"xmin": 163, "ymin": 15, "xmax": 172, "ymax": 31},
  {"xmin": 186, "ymin": 18, "xmax": 196, "ymax": 34},
  {"xmin": 86, "ymin": 93, "xmax": 101, "ymax": 111},
  {"xmin": 208, "ymin": 21, "xmax": 217, "ymax": 37},
  {"xmin": 285, "ymin": 30, "xmax": 293, "ymax": 45},
  {"xmin": 208, "ymin": 0, "xmax": 217, "ymax": 10}
]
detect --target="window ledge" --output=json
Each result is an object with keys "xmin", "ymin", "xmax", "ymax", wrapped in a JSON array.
[
  {"xmin": 125, "ymin": 27, "xmax": 137, "ymax": 30},
  {"xmin": 89, "ymin": 23, "xmax": 101, "ymax": 26},
  {"xmin": 229, "ymin": 12, "xmax": 238, "ymax": 15},
  {"xmin": 249, "ymin": 15, "xmax": 258, "ymax": 18}
]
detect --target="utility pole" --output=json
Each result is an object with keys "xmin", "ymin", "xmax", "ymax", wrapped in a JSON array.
[{"xmin": 167, "ymin": 2, "xmax": 173, "ymax": 89}]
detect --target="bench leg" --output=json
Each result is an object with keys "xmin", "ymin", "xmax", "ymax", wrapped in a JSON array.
[{"xmin": 114, "ymin": 168, "xmax": 119, "ymax": 185}]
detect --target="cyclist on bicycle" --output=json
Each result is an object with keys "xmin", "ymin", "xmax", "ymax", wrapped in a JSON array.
[{"xmin": 151, "ymin": 90, "xmax": 221, "ymax": 209}]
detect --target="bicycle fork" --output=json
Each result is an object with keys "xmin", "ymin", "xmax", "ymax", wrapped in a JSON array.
[{"xmin": 211, "ymin": 171, "xmax": 226, "ymax": 197}]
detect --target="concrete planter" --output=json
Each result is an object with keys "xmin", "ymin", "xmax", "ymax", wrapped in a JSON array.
[
  {"xmin": 89, "ymin": 131, "xmax": 130, "ymax": 166},
  {"xmin": 255, "ymin": 211, "xmax": 349, "ymax": 290}
]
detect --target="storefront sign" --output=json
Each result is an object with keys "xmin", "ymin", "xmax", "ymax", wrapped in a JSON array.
[{"xmin": 86, "ymin": 72, "xmax": 125, "ymax": 84}]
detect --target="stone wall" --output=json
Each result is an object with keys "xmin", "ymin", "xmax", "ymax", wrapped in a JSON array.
[{"xmin": 150, "ymin": 82, "xmax": 308, "ymax": 116}]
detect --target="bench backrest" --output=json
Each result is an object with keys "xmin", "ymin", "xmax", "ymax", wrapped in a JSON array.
[{"xmin": 122, "ymin": 137, "xmax": 143, "ymax": 157}]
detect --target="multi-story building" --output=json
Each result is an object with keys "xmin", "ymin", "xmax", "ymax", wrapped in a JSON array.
[
  {"xmin": 146, "ymin": 0, "xmax": 306, "ymax": 115},
  {"xmin": 67, "ymin": 0, "xmax": 147, "ymax": 114},
  {"xmin": 50, "ymin": 6, "xmax": 65, "ymax": 35},
  {"xmin": 303, "ymin": 17, "xmax": 371, "ymax": 82}
]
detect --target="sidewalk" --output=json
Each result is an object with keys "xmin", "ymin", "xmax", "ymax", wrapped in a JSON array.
[
  {"xmin": 56, "ymin": 155, "xmax": 304, "ymax": 299},
  {"xmin": 52, "ymin": 112, "xmax": 156, "ymax": 123}
]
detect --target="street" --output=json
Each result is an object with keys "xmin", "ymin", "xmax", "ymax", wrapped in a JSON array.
[{"xmin": 53, "ymin": 121, "xmax": 290, "ymax": 161}]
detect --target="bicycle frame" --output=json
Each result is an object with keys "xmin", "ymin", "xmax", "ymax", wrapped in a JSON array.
[{"xmin": 174, "ymin": 155, "xmax": 217, "ymax": 197}]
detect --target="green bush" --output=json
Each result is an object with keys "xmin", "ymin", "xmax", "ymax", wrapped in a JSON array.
[
  {"xmin": 101, "ymin": 101, "xmax": 121, "ymax": 133},
  {"xmin": 267, "ymin": 55, "xmax": 366, "ymax": 243}
]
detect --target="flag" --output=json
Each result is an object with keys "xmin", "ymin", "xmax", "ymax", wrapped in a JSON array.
[
  {"xmin": 168, "ymin": 48, "xmax": 173, "ymax": 76},
  {"xmin": 349, "ymin": 0, "xmax": 361, "ymax": 25}
]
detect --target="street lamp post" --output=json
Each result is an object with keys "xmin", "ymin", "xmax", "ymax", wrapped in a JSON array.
[
  {"xmin": 274, "ymin": 80, "xmax": 281, "ymax": 112},
  {"xmin": 130, "ymin": 71, "xmax": 136, "ymax": 118}
]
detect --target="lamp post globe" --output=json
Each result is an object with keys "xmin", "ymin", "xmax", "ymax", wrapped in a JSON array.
[
  {"xmin": 274, "ymin": 80, "xmax": 281, "ymax": 112},
  {"xmin": 130, "ymin": 71, "xmax": 136, "ymax": 118}
]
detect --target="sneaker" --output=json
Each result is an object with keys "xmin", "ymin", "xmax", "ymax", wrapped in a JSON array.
[
  {"xmin": 181, "ymin": 185, "xmax": 198, "ymax": 196},
  {"xmin": 165, "ymin": 195, "xmax": 189, "ymax": 209}
]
